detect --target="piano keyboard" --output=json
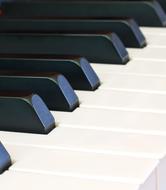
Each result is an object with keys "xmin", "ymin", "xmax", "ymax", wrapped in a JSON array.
[{"xmin": 0, "ymin": 1, "xmax": 166, "ymax": 190}]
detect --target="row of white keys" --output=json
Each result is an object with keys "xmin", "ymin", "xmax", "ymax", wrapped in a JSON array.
[
  {"xmin": 0, "ymin": 171, "xmax": 152, "ymax": 190},
  {"xmin": 53, "ymin": 104, "xmax": 166, "ymax": 189},
  {"xmin": 3, "ymin": 144, "xmax": 158, "ymax": 189},
  {"xmin": 54, "ymin": 29, "xmax": 166, "ymax": 189},
  {"xmin": 53, "ymin": 108, "xmax": 166, "ymax": 136},
  {"xmin": 1, "ymin": 108, "xmax": 165, "ymax": 188},
  {"xmin": 0, "ymin": 110, "xmax": 166, "ymax": 189},
  {"xmin": 1, "ymin": 126, "xmax": 166, "ymax": 157}
]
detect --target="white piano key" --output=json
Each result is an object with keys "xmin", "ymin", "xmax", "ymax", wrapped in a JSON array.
[
  {"xmin": 139, "ymin": 28, "xmax": 166, "ymax": 47},
  {"xmin": 128, "ymin": 47, "xmax": 166, "ymax": 62},
  {"xmin": 99, "ymin": 73, "xmax": 166, "ymax": 93},
  {"xmin": 6, "ymin": 144, "xmax": 158, "ymax": 185},
  {"xmin": 0, "ymin": 171, "xmax": 151, "ymax": 190},
  {"xmin": 141, "ymin": 27, "xmax": 166, "ymax": 35},
  {"xmin": 53, "ymin": 108, "xmax": 166, "ymax": 136},
  {"xmin": 145, "ymin": 34, "xmax": 166, "ymax": 47},
  {"xmin": 76, "ymin": 90, "xmax": 166, "ymax": 113},
  {"xmin": 91, "ymin": 60, "xmax": 166, "ymax": 77},
  {"xmin": 1, "ymin": 127, "xmax": 166, "ymax": 158}
]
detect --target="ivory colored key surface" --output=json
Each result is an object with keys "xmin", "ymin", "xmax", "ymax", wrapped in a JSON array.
[
  {"xmin": 2, "ymin": 127, "xmax": 166, "ymax": 158},
  {"xmin": 53, "ymin": 108, "xmax": 166, "ymax": 135},
  {"xmin": 126, "ymin": 31, "xmax": 166, "ymax": 61},
  {"xmin": 5, "ymin": 144, "xmax": 158, "ymax": 185},
  {"xmin": 135, "ymin": 27, "xmax": 166, "ymax": 47},
  {"xmin": 137, "ymin": 27, "xmax": 166, "ymax": 47},
  {"xmin": 92, "ymin": 60, "xmax": 166, "ymax": 77},
  {"xmin": 128, "ymin": 47, "xmax": 166, "ymax": 61},
  {"xmin": 144, "ymin": 34, "xmax": 166, "ymax": 47},
  {"xmin": 0, "ymin": 171, "xmax": 151, "ymax": 190},
  {"xmin": 76, "ymin": 90, "xmax": 166, "ymax": 113},
  {"xmin": 99, "ymin": 73, "xmax": 166, "ymax": 93},
  {"xmin": 141, "ymin": 27, "xmax": 166, "ymax": 35}
]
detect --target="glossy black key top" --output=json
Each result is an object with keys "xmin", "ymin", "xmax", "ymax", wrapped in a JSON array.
[
  {"xmin": 0, "ymin": 33, "xmax": 129, "ymax": 64},
  {"xmin": 0, "ymin": 54, "xmax": 100, "ymax": 90},
  {"xmin": 0, "ymin": 72, "xmax": 79, "ymax": 111},
  {"xmin": 0, "ymin": 142, "xmax": 11, "ymax": 173},
  {"xmin": 0, "ymin": 17, "xmax": 146, "ymax": 48},
  {"xmin": 0, "ymin": 93, "xmax": 55, "ymax": 134},
  {"xmin": 1, "ymin": 0, "xmax": 166, "ymax": 27}
]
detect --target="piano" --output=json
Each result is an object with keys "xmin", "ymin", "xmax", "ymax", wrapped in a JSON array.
[{"xmin": 0, "ymin": 0, "xmax": 166, "ymax": 190}]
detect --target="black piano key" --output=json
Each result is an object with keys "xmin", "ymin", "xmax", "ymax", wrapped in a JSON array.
[
  {"xmin": 0, "ymin": 33, "xmax": 129, "ymax": 64},
  {"xmin": 0, "ymin": 72, "xmax": 79, "ymax": 111},
  {"xmin": 0, "ymin": 54, "xmax": 100, "ymax": 91},
  {"xmin": 157, "ymin": 0, "xmax": 166, "ymax": 12},
  {"xmin": 1, "ymin": 0, "xmax": 166, "ymax": 27},
  {"xmin": 84, "ymin": 0, "xmax": 166, "ymax": 15},
  {"xmin": 0, "ymin": 142, "xmax": 11, "ymax": 173},
  {"xmin": 0, "ymin": 93, "xmax": 55, "ymax": 134},
  {"xmin": 0, "ymin": 17, "xmax": 146, "ymax": 48}
]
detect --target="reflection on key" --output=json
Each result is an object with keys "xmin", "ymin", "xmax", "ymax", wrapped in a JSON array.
[
  {"xmin": 0, "ymin": 54, "xmax": 100, "ymax": 91},
  {"xmin": 0, "ymin": 71, "xmax": 79, "ymax": 111}
]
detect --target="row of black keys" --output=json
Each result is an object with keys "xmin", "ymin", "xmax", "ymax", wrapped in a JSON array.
[
  {"xmin": 0, "ymin": 0, "xmax": 166, "ymax": 173},
  {"xmin": 0, "ymin": 0, "xmax": 165, "ymax": 134}
]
